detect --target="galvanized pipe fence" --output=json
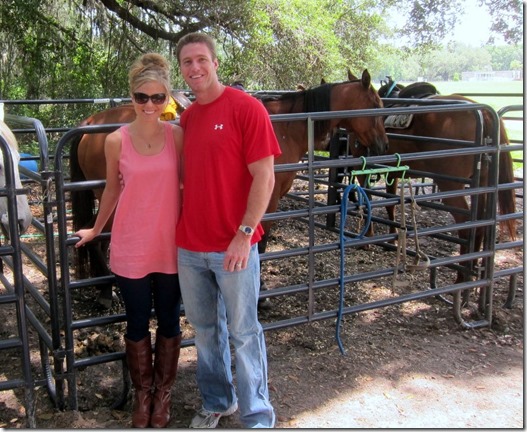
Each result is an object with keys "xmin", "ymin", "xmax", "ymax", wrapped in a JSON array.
[{"xmin": 0, "ymin": 97, "xmax": 523, "ymax": 427}]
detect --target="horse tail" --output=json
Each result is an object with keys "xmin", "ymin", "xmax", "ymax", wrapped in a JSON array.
[
  {"xmin": 496, "ymin": 123, "xmax": 517, "ymax": 240},
  {"xmin": 483, "ymin": 112, "xmax": 517, "ymax": 241},
  {"xmin": 69, "ymin": 132, "xmax": 96, "ymax": 279}
]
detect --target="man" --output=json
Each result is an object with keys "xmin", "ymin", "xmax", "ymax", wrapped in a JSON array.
[{"xmin": 175, "ymin": 32, "xmax": 280, "ymax": 428}]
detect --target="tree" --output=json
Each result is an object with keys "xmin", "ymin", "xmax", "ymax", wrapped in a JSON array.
[
  {"xmin": 481, "ymin": 0, "xmax": 523, "ymax": 44},
  {"xmin": 485, "ymin": 45, "xmax": 524, "ymax": 70},
  {"xmin": 0, "ymin": 0, "xmax": 523, "ymax": 115}
]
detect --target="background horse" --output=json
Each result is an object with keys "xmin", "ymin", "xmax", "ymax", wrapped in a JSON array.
[
  {"xmin": 257, "ymin": 69, "xmax": 388, "ymax": 254},
  {"xmin": 0, "ymin": 118, "xmax": 33, "ymax": 235},
  {"xmin": 69, "ymin": 92, "xmax": 190, "ymax": 307},
  {"xmin": 351, "ymin": 76, "xmax": 516, "ymax": 284}
]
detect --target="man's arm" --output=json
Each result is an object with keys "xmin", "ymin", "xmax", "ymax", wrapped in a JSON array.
[
  {"xmin": 242, "ymin": 155, "xmax": 275, "ymax": 230},
  {"xmin": 224, "ymin": 155, "xmax": 275, "ymax": 271}
]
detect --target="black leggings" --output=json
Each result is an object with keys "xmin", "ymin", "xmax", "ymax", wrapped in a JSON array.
[{"xmin": 115, "ymin": 272, "xmax": 182, "ymax": 342}]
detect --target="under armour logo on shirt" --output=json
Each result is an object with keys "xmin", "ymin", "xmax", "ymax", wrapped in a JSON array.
[{"xmin": 214, "ymin": 124, "xmax": 224, "ymax": 130}]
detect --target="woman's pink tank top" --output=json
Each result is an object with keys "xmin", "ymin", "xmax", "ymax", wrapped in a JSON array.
[{"xmin": 109, "ymin": 123, "xmax": 180, "ymax": 278}]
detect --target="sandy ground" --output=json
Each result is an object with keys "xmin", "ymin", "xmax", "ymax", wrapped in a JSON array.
[{"xmin": 288, "ymin": 364, "xmax": 524, "ymax": 428}]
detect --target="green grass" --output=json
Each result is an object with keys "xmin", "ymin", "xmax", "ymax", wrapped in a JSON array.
[{"xmin": 430, "ymin": 80, "xmax": 523, "ymax": 111}]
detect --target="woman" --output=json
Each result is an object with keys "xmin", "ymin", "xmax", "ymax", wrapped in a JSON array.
[{"xmin": 75, "ymin": 53, "xmax": 183, "ymax": 428}]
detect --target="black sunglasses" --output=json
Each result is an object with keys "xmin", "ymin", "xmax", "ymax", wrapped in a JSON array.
[{"xmin": 133, "ymin": 92, "xmax": 167, "ymax": 105}]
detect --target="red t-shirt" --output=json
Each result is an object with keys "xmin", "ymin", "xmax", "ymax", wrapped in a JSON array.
[{"xmin": 177, "ymin": 87, "xmax": 281, "ymax": 252}]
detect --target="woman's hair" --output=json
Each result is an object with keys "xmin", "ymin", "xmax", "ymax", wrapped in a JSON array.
[
  {"xmin": 175, "ymin": 32, "xmax": 217, "ymax": 64},
  {"xmin": 128, "ymin": 53, "xmax": 171, "ymax": 95}
]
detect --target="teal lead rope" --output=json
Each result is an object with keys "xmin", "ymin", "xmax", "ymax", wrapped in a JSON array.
[{"xmin": 336, "ymin": 183, "xmax": 372, "ymax": 355}]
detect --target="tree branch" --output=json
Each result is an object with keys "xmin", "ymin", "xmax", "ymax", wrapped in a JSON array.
[{"xmin": 97, "ymin": 0, "xmax": 201, "ymax": 41}]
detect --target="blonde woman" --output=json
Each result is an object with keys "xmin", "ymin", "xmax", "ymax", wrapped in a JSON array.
[{"xmin": 75, "ymin": 53, "xmax": 183, "ymax": 428}]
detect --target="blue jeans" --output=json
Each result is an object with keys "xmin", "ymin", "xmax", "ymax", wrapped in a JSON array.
[{"xmin": 178, "ymin": 245, "xmax": 275, "ymax": 428}]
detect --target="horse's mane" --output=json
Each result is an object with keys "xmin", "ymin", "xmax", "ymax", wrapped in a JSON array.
[
  {"xmin": 304, "ymin": 83, "xmax": 332, "ymax": 138},
  {"xmin": 304, "ymin": 83, "xmax": 331, "ymax": 113},
  {"xmin": 304, "ymin": 80, "xmax": 364, "ymax": 137},
  {"xmin": 262, "ymin": 80, "xmax": 372, "ymax": 139},
  {"xmin": 257, "ymin": 85, "xmax": 333, "ymax": 139}
]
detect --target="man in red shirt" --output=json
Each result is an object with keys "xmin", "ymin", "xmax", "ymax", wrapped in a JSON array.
[{"xmin": 175, "ymin": 32, "xmax": 280, "ymax": 428}]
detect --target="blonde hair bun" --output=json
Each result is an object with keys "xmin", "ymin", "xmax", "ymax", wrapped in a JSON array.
[{"xmin": 129, "ymin": 52, "xmax": 171, "ymax": 95}]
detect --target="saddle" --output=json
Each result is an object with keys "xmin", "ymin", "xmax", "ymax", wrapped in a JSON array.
[{"xmin": 383, "ymin": 81, "xmax": 439, "ymax": 129}]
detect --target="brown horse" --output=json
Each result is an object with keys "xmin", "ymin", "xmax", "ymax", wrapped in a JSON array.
[
  {"xmin": 257, "ymin": 69, "xmax": 388, "ymax": 253},
  {"xmin": 350, "ymin": 75, "xmax": 516, "ymax": 284},
  {"xmin": 69, "ymin": 92, "xmax": 191, "ymax": 307}
]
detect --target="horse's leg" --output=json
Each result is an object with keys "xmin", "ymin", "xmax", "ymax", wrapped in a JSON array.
[
  {"xmin": 88, "ymin": 189, "xmax": 114, "ymax": 309},
  {"xmin": 354, "ymin": 173, "xmax": 375, "ymax": 240},
  {"xmin": 257, "ymin": 184, "xmax": 285, "ymax": 311},
  {"xmin": 257, "ymin": 171, "xmax": 297, "ymax": 311},
  {"xmin": 87, "ymin": 241, "xmax": 114, "ymax": 308},
  {"xmin": 434, "ymin": 180, "xmax": 474, "ymax": 285}
]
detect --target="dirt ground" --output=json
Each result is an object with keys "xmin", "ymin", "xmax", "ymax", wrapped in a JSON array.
[
  {"xmin": 0, "ymin": 182, "xmax": 523, "ymax": 429},
  {"xmin": 1, "ymin": 291, "xmax": 522, "ymax": 429}
]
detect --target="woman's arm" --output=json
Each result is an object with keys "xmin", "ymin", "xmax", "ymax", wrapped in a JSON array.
[{"xmin": 74, "ymin": 130, "xmax": 122, "ymax": 247}]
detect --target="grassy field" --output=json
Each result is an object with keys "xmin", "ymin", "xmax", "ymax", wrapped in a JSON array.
[{"xmin": 431, "ymin": 81, "xmax": 523, "ymax": 118}]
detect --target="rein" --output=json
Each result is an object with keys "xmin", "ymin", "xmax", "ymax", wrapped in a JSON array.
[
  {"xmin": 336, "ymin": 182, "xmax": 372, "ymax": 355},
  {"xmin": 392, "ymin": 180, "xmax": 430, "ymax": 291}
]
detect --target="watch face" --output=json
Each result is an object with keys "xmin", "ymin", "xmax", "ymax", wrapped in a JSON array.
[{"xmin": 240, "ymin": 225, "xmax": 253, "ymax": 235}]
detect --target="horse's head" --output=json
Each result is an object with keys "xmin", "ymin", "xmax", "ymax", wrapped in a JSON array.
[
  {"xmin": 331, "ymin": 69, "xmax": 388, "ymax": 156},
  {"xmin": 0, "ymin": 121, "xmax": 33, "ymax": 235}
]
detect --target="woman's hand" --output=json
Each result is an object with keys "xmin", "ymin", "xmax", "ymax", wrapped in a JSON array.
[{"xmin": 74, "ymin": 228, "xmax": 97, "ymax": 248}]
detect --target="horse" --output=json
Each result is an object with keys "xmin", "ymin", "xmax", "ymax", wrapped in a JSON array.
[
  {"xmin": 69, "ymin": 92, "xmax": 191, "ymax": 308},
  {"xmin": 349, "ymin": 75, "xmax": 516, "ymax": 284},
  {"xmin": 0, "ymin": 119, "xmax": 33, "ymax": 235},
  {"xmin": 257, "ymin": 69, "xmax": 388, "ymax": 255}
]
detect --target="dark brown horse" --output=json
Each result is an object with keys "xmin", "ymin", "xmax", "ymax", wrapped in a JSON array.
[
  {"xmin": 351, "ymin": 75, "xmax": 516, "ymax": 284},
  {"xmin": 69, "ymin": 92, "xmax": 191, "ymax": 307}
]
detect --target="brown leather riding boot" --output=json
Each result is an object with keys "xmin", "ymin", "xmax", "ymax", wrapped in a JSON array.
[
  {"xmin": 150, "ymin": 331, "xmax": 182, "ymax": 428},
  {"xmin": 125, "ymin": 334, "xmax": 153, "ymax": 428}
]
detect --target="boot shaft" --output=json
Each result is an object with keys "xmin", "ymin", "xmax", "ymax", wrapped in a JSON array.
[
  {"xmin": 125, "ymin": 334, "xmax": 154, "ymax": 428},
  {"xmin": 125, "ymin": 334, "xmax": 154, "ymax": 391},
  {"xmin": 153, "ymin": 332, "xmax": 182, "ymax": 391},
  {"xmin": 150, "ymin": 332, "xmax": 182, "ymax": 428}
]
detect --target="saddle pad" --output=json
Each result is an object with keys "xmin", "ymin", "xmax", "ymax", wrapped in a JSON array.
[{"xmin": 384, "ymin": 113, "xmax": 413, "ymax": 129}]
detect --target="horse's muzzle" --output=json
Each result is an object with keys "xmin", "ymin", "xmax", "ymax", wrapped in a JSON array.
[{"xmin": 370, "ymin": 136, "xmax": 389, "ymax": 156}]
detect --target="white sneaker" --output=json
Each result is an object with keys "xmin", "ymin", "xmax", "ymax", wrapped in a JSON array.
[{"xmin": 189, "ymin": 402, "xmax": 238, "ymax": 428}]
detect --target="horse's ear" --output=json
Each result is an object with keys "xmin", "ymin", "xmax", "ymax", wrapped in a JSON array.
[
  {"xmin": 361, "ymin": 69, "xmax": 371, "ymax": 88},
  {"xmin": 347, "ymin": 69, "xmax": 358, "ymax": 81},
  {"xmin": 320, "ymin": 78, "xmax": 326, "ymax": 85}
]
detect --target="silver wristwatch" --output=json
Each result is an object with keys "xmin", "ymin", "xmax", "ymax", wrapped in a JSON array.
[{"xmin": 238, "ymin": 225, "xmax": 255, "ymax": 236}]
